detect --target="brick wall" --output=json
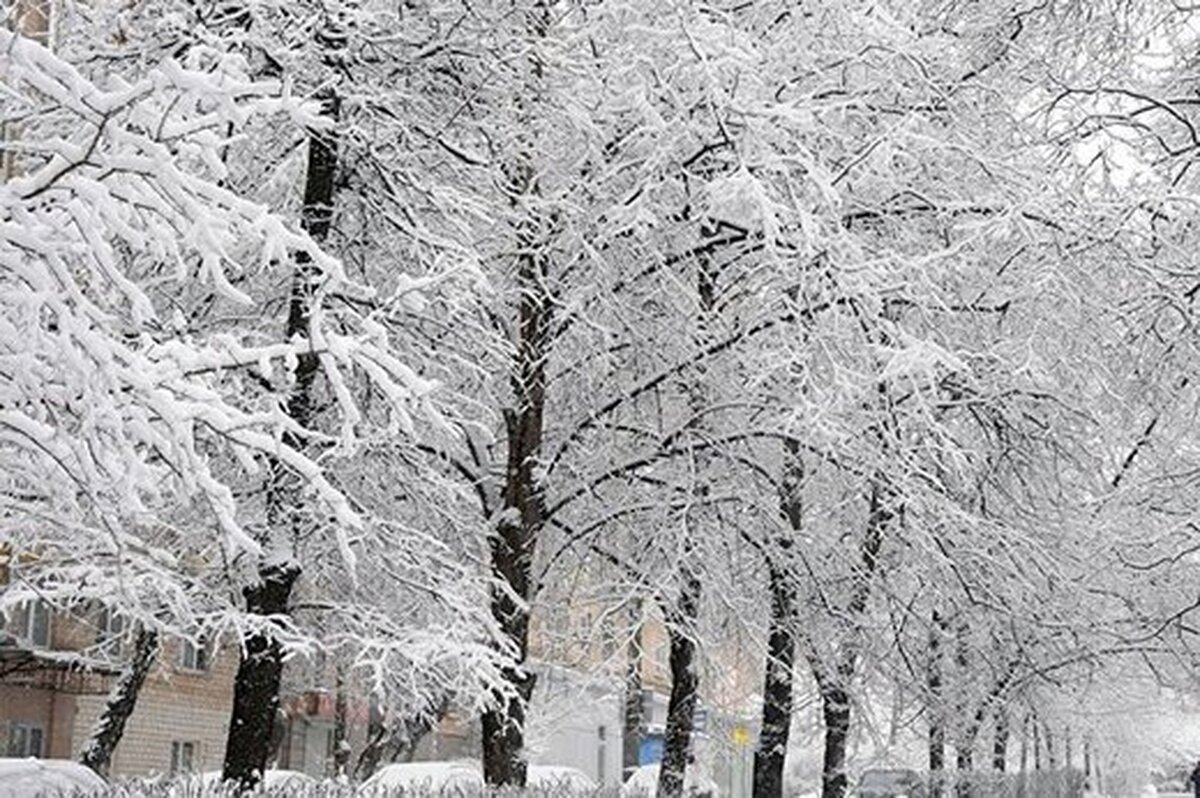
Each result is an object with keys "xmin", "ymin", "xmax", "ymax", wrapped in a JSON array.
[
  {"xmin": 70, "ymin": 636, "xmax": 238, "ymax": 777},
  {"xmin": 1, "ymin": 608, "xmax": 239, "ymax": 776}
]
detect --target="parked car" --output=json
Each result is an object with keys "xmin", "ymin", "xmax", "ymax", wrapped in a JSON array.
[
  {"xmin": 528, "ymin": 765, "xmax": 598, "ymax": 791},
  {"xmin": 856, "ymin": 769, "xmax": 926, "ymax": 798},
  {"xmin": 0, "ymin": 758, "xmax": 106, "ymax": 797},
  {"xmin": 361, "ymin": 761, "xmax": 485, "ymax": 795},
  {"xmin": 622, "ymin": 764, "xmax": 718, "ymax": 798}
]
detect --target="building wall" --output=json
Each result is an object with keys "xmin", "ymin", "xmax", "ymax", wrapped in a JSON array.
[
  {"xmin": 1, "ymin": 610, "xmax": 238, "ymax": 777},
  {"xmin": 88, "ymin": 637, "xmax": 237, "ymax": 777},
  {"xmin": 0, "ymin": 684, "xmax": 59, "ymax": 755}
]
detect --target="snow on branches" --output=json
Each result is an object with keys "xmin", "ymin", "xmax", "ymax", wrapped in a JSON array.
[{"xmin": 0, "ymin": 30, "xmax": 432, "ymax": 593}]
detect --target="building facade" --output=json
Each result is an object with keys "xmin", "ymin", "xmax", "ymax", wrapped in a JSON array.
[{"xmin": 1, "ymin": 601, "xmax": 236, "ymax": 777}]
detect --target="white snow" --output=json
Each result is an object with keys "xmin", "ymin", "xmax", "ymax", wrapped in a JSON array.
[
  {"xmin": 0, "ymin": 758, "xmax": 106, "ymax": 798},
  {"xmin": 622, "ymin": 764, "xmax": 719, "ymax": 798},
  {"xmin": 360, "ymin": 762, "xmax": 596, "ymax": 793},
  {"xmin": 361, "ymin": 761, "xmax": 485, "ymax": 792}
]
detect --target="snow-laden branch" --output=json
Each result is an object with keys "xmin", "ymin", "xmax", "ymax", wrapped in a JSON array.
[{"xmin": 0, "ymin": 30, "xmax": 432, "ymax": 571}]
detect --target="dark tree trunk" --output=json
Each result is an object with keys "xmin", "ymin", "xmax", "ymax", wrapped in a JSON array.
[
  {"xmin": 79, "ymin": 626, "xmax": 159, "ymax": 776},
  {"xmin": 929, "ymin": 610, "xmax": 946, "ymax": 798},
  {"xmin": 820, "ymin": 685, "xmax": 851, "ymax": 798},
  {"xmin": 223, "ymin": 562, "xmax": 301, "ymax": 787},
  {"xmin": 623, "ymin": 605, "xmax": 644, "ymax": 782},
  {"xmin": 477, "ymin": 9, "xmax": 557, "ymax": 777},
  {"xmin": 748, "ymin": 564, "xmax": 796, "ymax": 796},
  {"xmin": 752, "ymin": 439, "xmax": 802, "ymax": 798},
  {"xmin": 479, "ymin": 282, "xmax": 547, "ymax": 787},
  {"xmin": 993, "ymin": 712, "xmax": 1008, "ymax": 772},
  {"xmin": 481, "ymin": 182, "xmax": 550, "ymax": 789},
  {"xmin": 482, "ymin": 668, "xmax": 536, "ymax": 786},
  {"xmin": 656, "ymin": 568, "xmax": 703, "ymax": 798},
  {"xmin": 222, "ymin": 83, "xmax": 340, "ymax": 790},
  {"xmin": 752, "ymin": 565, "xmax": 796, "ymax": 798}
]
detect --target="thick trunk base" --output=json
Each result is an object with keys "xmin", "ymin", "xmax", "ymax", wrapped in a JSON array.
[
  {"xmin": 222, "ymin": 564, "xmax": 299, "ymax": 790},
  {"xmin": 657, "ymin": 627, "xmax": 699, "ymax": 798},
  {"xmin": 658, "ymin": 570, "xmax": 702, "ymax": 798},
  {"xmin": 482, "ymin": 668, "xmax": 536, "ymax": 787},
  {"xmin": 821, "ymin": 688, "xmax": 850, "ymax": 798},
  {"xmin": 751, "ymin": 569, "xmax": 796, "ymax": 798}
]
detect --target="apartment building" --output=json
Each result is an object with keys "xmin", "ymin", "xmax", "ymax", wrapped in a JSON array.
[{"xmin": 0, "ymin": 599, "xmax": 237, "ymax": 776}]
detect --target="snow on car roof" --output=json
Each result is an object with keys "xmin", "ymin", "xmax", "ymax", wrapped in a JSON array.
[
  {"xmin": 363, "ymin": 760, "xmax": 485, "ymax": 791},
  {"xmin": 0, "ymin": 758, "xmax": 106, "ymax": 798},
  {"xmin": 622, "ymin": 764, "xmax": 719, "ymax": 798}
]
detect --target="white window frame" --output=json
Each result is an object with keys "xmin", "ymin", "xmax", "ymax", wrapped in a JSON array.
[
  {"xmin": 178, "ymin": 635, "xmax": 209, "ymax": 672},
  {"xmin": 6, "ymin": 721, "xmax": 45, "ymax": 757},
  {"xmin": 95, "ymin": 605, "xmax": 125, "ymax": 657},
  {"xmin": 170, "ymin": 740, "xmax": 196, "ymax": 775},
  {"xmin": 4, "ymin": 600, "xmax": 51, "ymax": 648}
]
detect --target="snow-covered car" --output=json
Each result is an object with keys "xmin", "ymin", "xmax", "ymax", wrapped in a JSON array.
[
  {"xmin": 0, "ymin": 758, "xmax": 106, "ymax": 797},
  {"xmin": 856, "ymin": 769, "xmax": 925, "ymax": 798},
  {"xmin": 527, "ymin": 765, "xmax": 598, "ymax": 792},
  {"xmin": 622, "ymin": 764, "xmax": 718, "ymax": 798},
  {"xmin": 361, "ymin": 761, "xmax": 485, "ymax": 795}
]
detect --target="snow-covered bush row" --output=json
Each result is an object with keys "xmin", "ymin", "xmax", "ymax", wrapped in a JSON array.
[{"xmin": 84, "ymin": 781, "xmax": 623, "ymax": 798}]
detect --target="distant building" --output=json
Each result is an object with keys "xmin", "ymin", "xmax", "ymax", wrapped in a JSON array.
[{"xmin": 0, "ymin": 599, "xmax": 236, "ymax": 776}]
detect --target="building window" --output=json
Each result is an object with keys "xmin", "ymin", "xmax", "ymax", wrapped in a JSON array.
[
  {"xmin": 179, "ymin": 636, "xmax": 208, "ymax": 672},
  {"xmin": 170, "ymin": 741, "xmax": 196, "ymax": 775},
  {"xmin": 3, "ymin": 600, "xmax": 50, "ymax": 648},
  {"xmin": 95, "ymin": 606, "xmax": 125, "ymax": 658},
  {"xmin": 6, "ymin": 722, "xmax": 44, "ymax": 757}
]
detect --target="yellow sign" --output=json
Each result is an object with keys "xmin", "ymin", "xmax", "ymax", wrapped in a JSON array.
[{"xmin": 731, "ymin": 725, "xmax": 751, "ymax": 747}]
